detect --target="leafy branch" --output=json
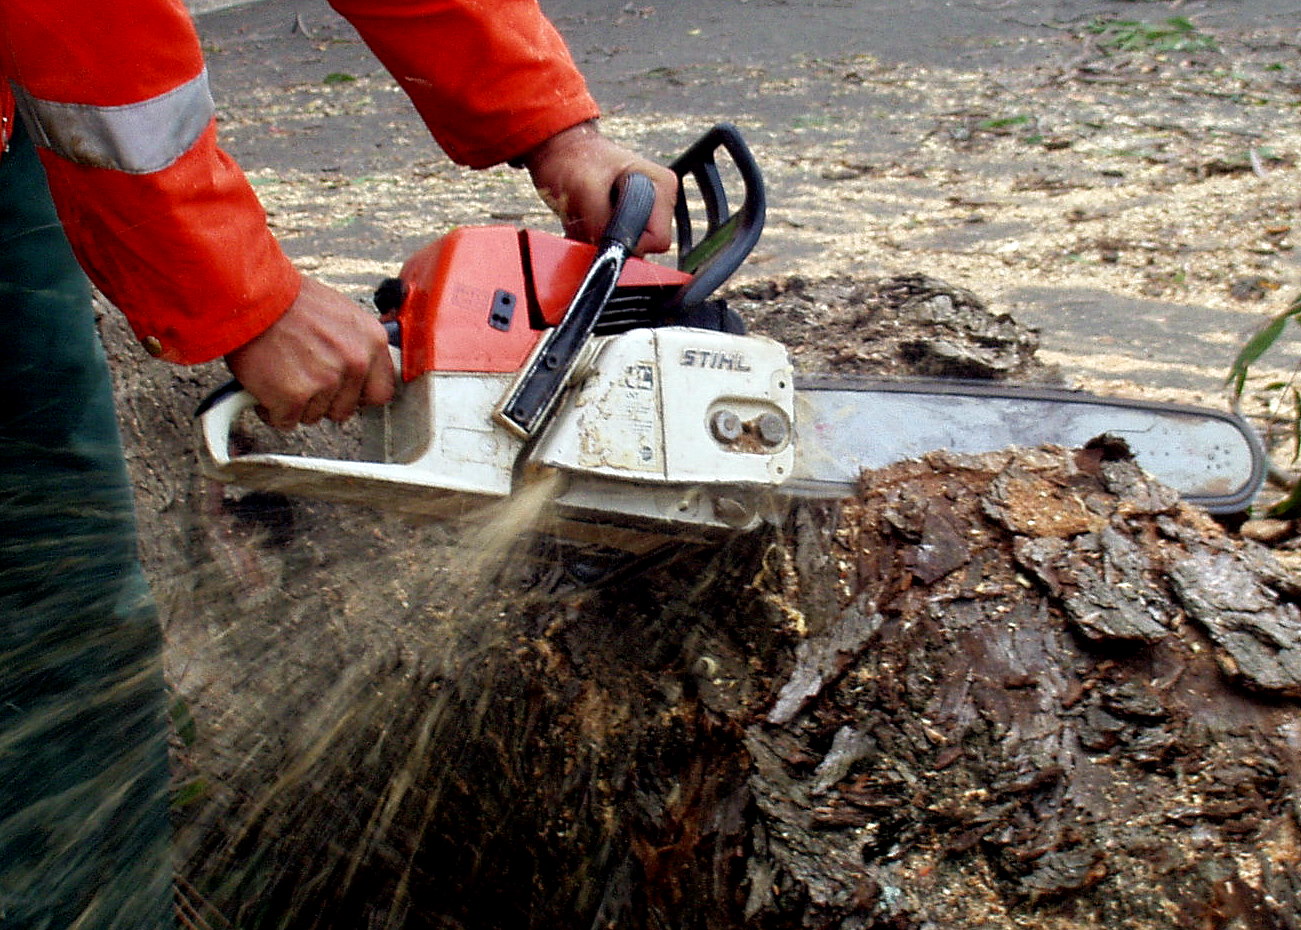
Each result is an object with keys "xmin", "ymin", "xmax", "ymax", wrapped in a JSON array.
[{"xmin": 1228, "ymin": 295, "xmax": 1301, "ymax": 517}]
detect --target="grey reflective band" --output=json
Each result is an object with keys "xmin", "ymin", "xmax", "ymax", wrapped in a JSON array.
[{"xmin": 11, "ymin": 69, "xmax": 214, "ymax": 175}]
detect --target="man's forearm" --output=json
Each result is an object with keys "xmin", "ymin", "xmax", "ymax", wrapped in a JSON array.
[{"xmin": 328, "ymin": 0, "xmax": 601, "ymax": 168}]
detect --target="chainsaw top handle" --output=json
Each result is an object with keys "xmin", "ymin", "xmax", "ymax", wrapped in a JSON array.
[
  {"xmin": 667, "ymin": 122, "xmax": 766, "ymax": 314},
  {"xmin": 604, "ymin": 168, "xmax": 659, "ymax": 253}
]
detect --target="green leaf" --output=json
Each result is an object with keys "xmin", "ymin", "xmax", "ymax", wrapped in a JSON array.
[
  {"xmin": 1086, "ymin": 16, "xmax": 1217, "ymax": 54},
  {"xmin": 324, "ymin": 72, "xmax": 357, "ymax": 84},
  {"xmin": 1226, "ymin": 297, "xmax": 1301, "ymax": 397},
  {"xmin": 1268, "ymin": 476, "xmax": 1301, "ymax": 518},
  {"xmin": 977, "ymin": 115, "xmax": 1033, "ymax": 131},
  {"xmin": 171, "ymin": 778, "xmax": 210, "ymax": 810},
  {"xmin": 1290, "ymin": 387, "xmax": 1301, "ymax": 464},
  {"xmin": 170, "ymin": 693, "xmax": 198, "ymax": 747}
]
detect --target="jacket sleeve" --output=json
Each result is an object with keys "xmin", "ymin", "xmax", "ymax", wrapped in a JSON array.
[
  {"xmin": 0, "ymin": 0, "xmax": 300, "ymax": 365},
  {"xmin": 328, "ymin": 0, "xmax": 601, "ymax": 169},
  {"xmin": 0, "ymin": 0, "xmax": 601, "ymax": 364}
]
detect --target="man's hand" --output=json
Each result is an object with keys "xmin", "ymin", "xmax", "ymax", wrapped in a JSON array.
[
  {"xmin": 224, "ymin": 275, "xmax": 395, "ymax": 430},
  {"xmin": 521, "ymin": 121, "xmax": 677, "ymax": 255}
]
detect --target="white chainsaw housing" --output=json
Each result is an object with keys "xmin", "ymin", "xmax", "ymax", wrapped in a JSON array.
[
  {"xmin": 199, "ymin": 328, "xmax": 796, "ymax": 546},
  {"xmin": 532, "ymin": 327, "xmax": 794, "ymax": 485}
]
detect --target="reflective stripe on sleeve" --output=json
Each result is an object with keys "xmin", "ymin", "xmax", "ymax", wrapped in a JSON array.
[{"xmin": 11, "ymin": 70, "xmax": 215, "ymax": 175}]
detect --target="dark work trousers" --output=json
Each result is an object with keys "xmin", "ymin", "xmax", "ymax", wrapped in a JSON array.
[{"xmin": 0, "ymin": 119, "xmax": 174, "ymax": 928}]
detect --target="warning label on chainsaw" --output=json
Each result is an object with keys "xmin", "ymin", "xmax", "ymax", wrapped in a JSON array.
[
  {"xmin": 573, "ymin": 360, "xmax": 661, "ymax": 475},
  {"xmin": 624, "ymin": 364, "xmax": 655, "ymax": 391}
]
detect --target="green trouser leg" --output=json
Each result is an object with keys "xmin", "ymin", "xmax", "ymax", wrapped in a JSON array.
[{"xmin": 0, "ymin": 120, "xmax": 174, "ymax": 928}]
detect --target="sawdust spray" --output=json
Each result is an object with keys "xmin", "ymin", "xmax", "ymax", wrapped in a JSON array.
[
  {"xmin": 455, "ymin": 468, "xmax": 567, "ymax": 588},
  {"xmin": 170, "ymin": 469, "xmax": 572, "ymax": 928}
]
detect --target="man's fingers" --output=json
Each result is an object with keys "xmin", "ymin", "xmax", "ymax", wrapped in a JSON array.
[
  {"xmin": 524, "ymin": 125, "xmax": 678, "ymax": 256},
  {"xmin": 629, "ymin": 164, "xmax": 677, "ymax": 255},
  {"xmin": 636, "ymin": 187, "xmax": 676, "ymax": 255},
  {"xmin": 260, "ymin": 397, "xmax": 307, "ymax": 432},
  {"xmin": 324, "ymin": 340, "xmax": 395, "ymax": 423},
  {"xmin": 225, "ymin": 274, "xmax": 399, "ymax": 431},
  {"xmin": 325, "ymin": 366, "xmax": 366, "ymax": 424},
  {"xmin": 360, "ymin": 349, "xmax": 397, "ymax": 408},
  {"xmin": 264, "ymin": 344, "xmax": 391, "ymax": 428},
  {"xmin": 301, "ymin": 388, "xmax": 335, "ymax": 427}
]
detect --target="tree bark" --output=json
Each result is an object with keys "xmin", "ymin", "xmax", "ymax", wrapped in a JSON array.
[{"xmin": 183, "ymin": 443, "xmax": 1301, "ymax": 930}]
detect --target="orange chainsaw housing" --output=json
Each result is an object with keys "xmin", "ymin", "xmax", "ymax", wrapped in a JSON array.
[{"xmin": 392, "ymin": 227, "xmax": 693, "ymax": 381}]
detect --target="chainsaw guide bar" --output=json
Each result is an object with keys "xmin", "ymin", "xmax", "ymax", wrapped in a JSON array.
[{"xmin": 788, "ymin": 376, "xmax": 1265, "ymax": 515}]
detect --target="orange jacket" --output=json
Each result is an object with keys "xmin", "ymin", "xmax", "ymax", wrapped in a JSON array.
[{"xmin": 0, "ymin": 0, "xmax": 599, "ymax": 364}]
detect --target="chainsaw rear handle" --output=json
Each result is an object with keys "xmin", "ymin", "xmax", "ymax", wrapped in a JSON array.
[
  {"xmin": 196, "ymin": 382, "xmax": 257, "ymax": 471},
  {"xmin": 196, "ymin": 324, "xmax": 402, "ymax": 476},
  {"xmin": 195, "ymin": 319, "xmax": 399, "ymax": 421},
  {"xmin": 668, "ymin": 122, "xmax": 766, "ymax": 313}
]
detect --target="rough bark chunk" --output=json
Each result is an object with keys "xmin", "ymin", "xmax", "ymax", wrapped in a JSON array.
[{"xmin": 182, "ymin": 445, "xmax": 1301, "ymax": 930}]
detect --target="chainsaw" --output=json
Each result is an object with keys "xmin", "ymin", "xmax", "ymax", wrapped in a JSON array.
[{"xmin": 198, "ymin": 124, "xmax": 1266, "ymax": 553}]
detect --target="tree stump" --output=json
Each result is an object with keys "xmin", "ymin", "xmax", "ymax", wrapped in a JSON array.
[{"xmin": 184, "ymin": 443, "xmax": 1301, "ymax": 930}]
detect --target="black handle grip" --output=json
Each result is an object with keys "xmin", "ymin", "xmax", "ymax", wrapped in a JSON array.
[
  {"xmin": 602, "ymin": 172, "xmax": 657, "ymax": 253},
  {"xmin": 667, "ymin": 123, "xmax": 766, "ymax": 313}
]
